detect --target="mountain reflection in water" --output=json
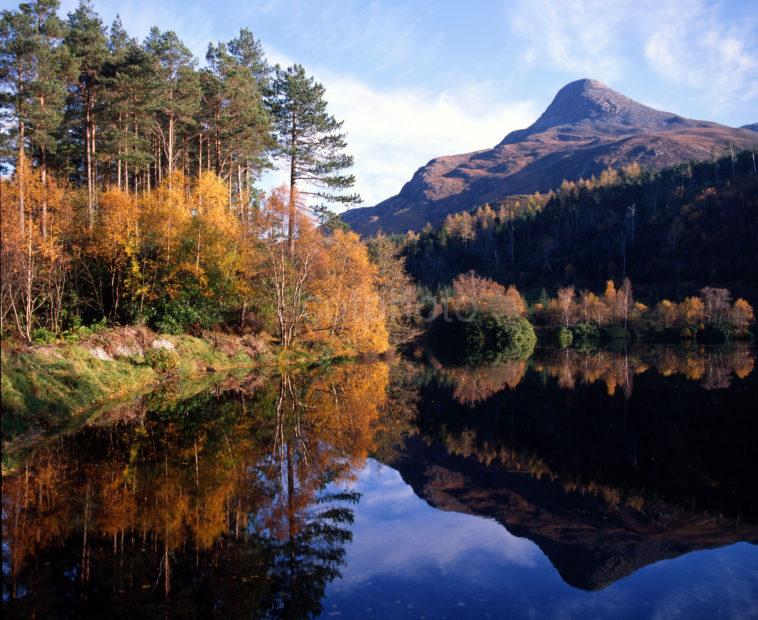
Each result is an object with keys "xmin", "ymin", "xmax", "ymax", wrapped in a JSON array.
[{"xmin": 3, "ymin": 345, "xmax": 757, "ymax": 618}]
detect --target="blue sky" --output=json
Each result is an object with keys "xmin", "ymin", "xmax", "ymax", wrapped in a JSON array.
[{"xmin": 13, "ymin": 0, "xmax": 758, "ymax": 207}]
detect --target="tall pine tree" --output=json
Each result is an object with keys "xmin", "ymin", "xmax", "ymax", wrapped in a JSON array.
[
  {"xmin": 268, "ymin": 64, "xmax": 359, "ymax": 251},
  {"xmin": 65, "ymin": 0, "xmax": 107, "ymax": 227},
  {"xmin": 144, "ymin": 27, "xmax": 199, "ymax": 183}
]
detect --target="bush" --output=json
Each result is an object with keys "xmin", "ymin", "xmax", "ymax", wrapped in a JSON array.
[
  {"xmin": 557, "ymin": 327, "xmax": 573, "ymax": 348},
  {"xmin": 431, "ymin": 313, "xmax": 535, "ymax": 363},
  {"xmin": 144, "ymin": 348, "xmax": 179, "ymax": 373},
  {"xmin": 61, "ymin": 317, "xmax": 108, "ymax": 343},
  {"xmin": 487, "ymin": 316, "xmax": 536, "ymax": 357},
  {"xmin": 31, "ymin": 327, "xmax": 57, "ymax": 344},
  {"xmin": 572, "ymin": 322, "xmax": 599, "ymax": 341},
  {"xmin": 700, "ymin": 323, "xmax": 732, "ymax": 343}
]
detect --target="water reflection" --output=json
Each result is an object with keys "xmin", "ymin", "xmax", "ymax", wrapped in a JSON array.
[
  {"xmin": 420, "ymin": 343, "xmax": 755, "ymax": 406},
  {"xmin": 2, "ymin": 363, "xmax": 388, "ymax": 618},
  {"xmin": 400, "ymin": 344, "xmax": 758, "ymax": 590},
  {"xmin": 3, "ymin": 345, "xmax": 757, "ymax": 617}
]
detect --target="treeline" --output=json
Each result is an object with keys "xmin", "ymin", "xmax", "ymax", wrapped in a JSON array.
[
  {"xmin": 532, "ymin": 279, "xmax": 754, "ymax": 343},
  {"xmin": 401, "ymin": 151, "xmax": 758, "ymax": 305},
  {"xmin": 0, "ymin": 1, "xmax": 408, "ymax": 352},
  {"xmin": 1, "ymin": 0, "xmax": 358, "ymax": 219},
  {"xmin": 428, "ymin": 271, "xmax": 753, "ymax": 359},
  {"xmin": 0, "ymin": 167, "xmax": 390, "ymax": 353}
]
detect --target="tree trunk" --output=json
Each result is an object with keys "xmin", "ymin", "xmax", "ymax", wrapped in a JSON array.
[
  {"xmin": 85, "ymin": 90, "xmax": 94, "ymax": 229},
  {"xmin": 41, "ymin": 149, "xmax": 47, "ymax": 238},
  {"xmin": 198, "ymin": 134, "xmax": 202, "ymax": 176},
  {"xmin": 167, "ymin": 114, "xmax": 175, "ymax": 180},
  {"xmin": 288, "ymin": 117, "xmax": 297, "ymax": 253},
  {"xmin": 18, "ymin": 121, "xmax": 25, "ymax": 235}
]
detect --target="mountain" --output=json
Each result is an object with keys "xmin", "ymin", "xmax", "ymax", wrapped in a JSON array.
[
  {"xmin": 743, "ymin": 123, "xmax": 758, "ymax": 132},
  {"xmin": 343, "ymin": 79, "xmax": 758, "ymax": 235}
]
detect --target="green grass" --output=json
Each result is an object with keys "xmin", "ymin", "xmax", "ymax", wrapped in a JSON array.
[{"xmin": 0, "ymin": 333, "xmax": 259, "ymax": 442}]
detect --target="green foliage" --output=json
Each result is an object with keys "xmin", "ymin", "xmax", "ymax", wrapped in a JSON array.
[
  {"xmin": 557, "ymin": 327, "xmax": 573, "ymax": 348},
  {"xmin": 601, "ymin": 325, "xmax": 630, "ymax": 340},
  {"xmin": 700, "ymin": 324, "xmax": 732, "ymax": 344},
  {"xmin": 269, "ymin": 64, "xmax": 360, "ymax": 207},
  {"xmin": 572, "ymin": 322, "xmax": 600, "ymax": 341},
  {"xmin": 31, "ymin": 318, "xmax": 108, "ymax": 344},
  {"xmin": 144, "ymin": 347, "xmax": 179, "ymax": 372},
  {"xmin": 152, "ymin": 296, "xmax": 224, "ymax": 335},
  {"xmin": 432, "ymin": 314, "xmax": 535, "ymax": 364},
  {"xmin": 31, "ymin": 327, "xmax": 57, "ymax": 344}
]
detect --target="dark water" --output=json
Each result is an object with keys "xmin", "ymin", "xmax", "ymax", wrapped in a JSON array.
[{"xmin": 3, "ymin": 344, "xmax": 758, "ymax": 619}]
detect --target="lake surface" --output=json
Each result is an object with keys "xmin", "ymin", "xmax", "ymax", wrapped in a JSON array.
[{"xmin": 3, "ymin": 344, "xmax": 758, "ymax": 618}]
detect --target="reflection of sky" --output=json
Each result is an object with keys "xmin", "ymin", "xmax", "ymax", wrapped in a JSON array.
[{"xmin": 322, "ymin": 460, "xmax": 758, "ymax": 619}]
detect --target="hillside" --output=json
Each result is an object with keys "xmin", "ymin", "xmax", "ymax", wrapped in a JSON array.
[
  {"xmin": 343, "ymin": 79, "xmax": 757, "ymax": 235},
  {"xmin": 402, "ymin": 151, "xmax": 758, "ymax": 305}
]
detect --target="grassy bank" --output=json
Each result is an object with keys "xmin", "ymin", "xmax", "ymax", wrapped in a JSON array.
[{"xmin": 1, "ymin": 327, "xmax": 266, "ymax": 440}]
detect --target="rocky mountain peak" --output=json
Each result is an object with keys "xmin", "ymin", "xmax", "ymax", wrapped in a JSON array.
[
  {"xmin": 501, "ymin": 78, "xmax": 690, "ymax": 145},
  {"xmin": 341, "ymin": 79, "xmax": 757, "ymax": 236}
]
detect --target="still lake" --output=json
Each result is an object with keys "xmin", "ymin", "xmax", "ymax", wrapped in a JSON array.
[{"xmin": 3, "ymin": 344, "xmax": 757, "ymax": 618}]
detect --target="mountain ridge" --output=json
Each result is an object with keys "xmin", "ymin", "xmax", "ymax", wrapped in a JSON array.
[{"xmin": 343, "ymin": 79, "xmax": 757, "ymax": 235}]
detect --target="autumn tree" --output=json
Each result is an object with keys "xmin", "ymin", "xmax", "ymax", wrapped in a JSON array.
[
  {"xmin": 450, "ymin": 271, "xmax": 525, "ymax": 319},
  {"xmin": 366, "ymin": 233, "xmax": 420, "ymax": 345},
  {"xmin": 550, "ymin": 286, "xmax": 576, "ymax": 328}
]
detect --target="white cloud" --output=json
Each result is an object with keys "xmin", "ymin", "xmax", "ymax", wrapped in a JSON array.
[
  {"xmin": 643, "ymin": 6, "xmax": 758, "ymax": 109},
  {"xmin": 506, "ymin": 0, "xmax": 758, "ymax": 115},
  {"xmin": 507, "ymin": 0, "xmax": 632, "ymax": 81},
  {"xmin": 262, "ymin": 70, "xmax": 538, "ymax": 209},
  {"xmin": 331, "ymin": 460, "xmax": 541, "ymax": 584}
]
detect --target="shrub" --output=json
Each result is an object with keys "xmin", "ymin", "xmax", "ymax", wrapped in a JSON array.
[
  {"xmin": 601, "ymin": 325, "xmax": 630, "ymax": 340},
  {"xmin": 144, "ymin": 348, "xmax": 179, "ymax": 373},
  {"xmin": 700, "ymin": 323, "xmax": 732, "ymax": 344},
  {"xmin": 152, "ymin": 298, "xmax": 223, "ymax": 335},
  {"xmin": 431, "ymin": 314, "xmax": 535, "ymax": 363},
  {"xmin": 31, "ymin": 327, "xmax": 57, "ymax": 344},
  {"xmin": 572, "ymin": 322, "xmax": 599, "ymax": 341},
  {"xmin": 557, "ymin": 327, "xmax": 573, "ymax": 348}
]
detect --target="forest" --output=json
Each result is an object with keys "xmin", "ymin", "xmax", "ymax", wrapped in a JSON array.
[
  {"xmin": 402, "ymin": 151, "xmax": 758, "ymax": 307},
  {"xmin": 0, "ymin": 0, "xmax": 415, "ymax": 354}
]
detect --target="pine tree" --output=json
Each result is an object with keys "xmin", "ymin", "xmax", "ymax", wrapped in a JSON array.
[
  {"xmin": 101, "ymin": 18, "xmax": 159, "ymax": 191},
  {"xmin": 1, "ymin": 2, "xmax": 38, "ymax": 233},
  {"xmin": 144, "ymin": 27, "xmax": 199, "ymax": 182},
  {"xmin": 27, "ymin": 0, "xmax": 72, "ymax": 236},
  {"xmin": 268, "ymin": 64, "xmax": 359, "ymax": 251},
  {"xmin": 64, "ymin": 0, "xmax": 108, "ymax": 227},
  {"xmin": 1, "ymin": 0, "xmax": 70, "ymax": 235},
  {"xmin": 202, "ymin": 37, "xmax": 271, "ymax": 205}
]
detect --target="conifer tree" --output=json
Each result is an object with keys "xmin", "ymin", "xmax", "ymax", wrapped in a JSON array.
[
  {"xmin": 144, "ymin": 27, "xmax": 199, "ymax": 182},
  {"xmin": 1, "ymin": 0, "xmax": 71, "ymax": 235},
  {"xmin": 101, "ymin": 19, "xmax": 159, "ymax": 191},
  {"xmin": 268, "ymin": 64, "xmax": 359, "ymax": 251},
  {"xmin": 64, "ymin": 0, "xmax": 108, "ymax": 227}
]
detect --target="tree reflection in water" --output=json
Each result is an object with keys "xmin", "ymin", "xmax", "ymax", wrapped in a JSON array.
[
  {"xmin": 422, "ymin": 343, "xmax": 755, "ymax": 406},
  {"xmin": 3, "ymin": 345, "xmax": 757, "ymax": 613},
  {"xmin": 2, "ymin": 362, "xmax": 388, "ymax": 619}
]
